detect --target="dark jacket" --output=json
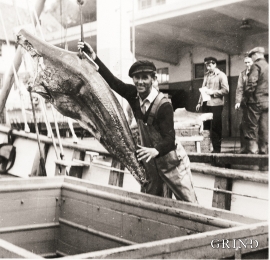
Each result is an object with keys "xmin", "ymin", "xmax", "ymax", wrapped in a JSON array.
[
  {"xmin": 95, "ymin": 57, "xmax": 175, "ymax": 156},
  {"xmin": 246, "ymin": 58, "xmax": 268, "ymax": 107},
  {"xmin": 235, "ymin": 69, "xmax": 248, "ymax": 104}
]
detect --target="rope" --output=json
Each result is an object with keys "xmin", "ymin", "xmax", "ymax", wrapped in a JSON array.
[
  {"xmin": 85, "ymin": 161, "xmax": 268, "ymax": 201},
  {"xmin": 194, "ymin": 185, "xmax": 268, "ymax": 201},
  {"xmin": 91, "ymin": 162, "xmax": 128, "ymax": 174},
  {"xmin": 60, "ymin": 0, "xmax": 63, "ymax": 48},
  {"xmin": 29, "ymin": 88, "xmax": 47, "ymax": 176}
]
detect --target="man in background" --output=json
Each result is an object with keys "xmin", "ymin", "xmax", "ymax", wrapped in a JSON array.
[
  {"xmin": 243, "ymin": 47, "xmax": 268, "ymax": 154},
  {"xmin": 196, "ymin": 57, "xmax": 229, "ymax": 153},
  {"xmin": 235, "ymin": 55, "xmax": 253, "ymax": 153}
]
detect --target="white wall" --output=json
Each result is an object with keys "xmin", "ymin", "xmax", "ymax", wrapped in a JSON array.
[{"xmin": 137, "ymin": 31, "xmax": 268, "ymax": 83}]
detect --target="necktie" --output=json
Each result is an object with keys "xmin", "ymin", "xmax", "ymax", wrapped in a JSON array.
[{"xmin": 141, "ymin": 101, "xmax": 147, "ymax": 114}]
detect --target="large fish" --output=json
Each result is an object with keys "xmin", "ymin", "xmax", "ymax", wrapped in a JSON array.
[{"xmin": 17, "ymin": 29, "xmax": 147, "ymax": 186}]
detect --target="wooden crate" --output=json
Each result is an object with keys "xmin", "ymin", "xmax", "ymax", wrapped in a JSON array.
[
  {"xmin": 176, "ymin": 129, "xmax": 211, "ymax": 153},
  {"xmin": 0, "ymin": 177, "xmax": 267, "ymax": 259}
]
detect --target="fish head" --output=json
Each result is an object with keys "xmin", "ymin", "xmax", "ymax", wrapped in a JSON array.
[
  {"xmin": 17, "ymin": 30, "xmax": 82, "ymax": 119},
  {"xmin": 17, "ymin": 32, "xmax": 54, "ymax": 101}
]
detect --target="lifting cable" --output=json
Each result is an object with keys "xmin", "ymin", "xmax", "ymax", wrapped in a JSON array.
[{"xmin": 76, "ymin": 0, "xmax": 99, "ymax": 71}]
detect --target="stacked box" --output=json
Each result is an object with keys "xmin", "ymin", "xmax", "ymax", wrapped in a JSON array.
[{"xmin": 175, "ymin": 127, "xmax": 211, "ymax": 153}]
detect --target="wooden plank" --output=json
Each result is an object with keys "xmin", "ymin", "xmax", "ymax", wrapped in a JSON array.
[
  {"xmin": 0, "ymin": 186, "xmax": 61, "ymax": 227},
  {"xmin": 63, "ymin": 177, "xmax": 260, "ymax": 224},
  {"xmin": 58, "ymin": 223, "xmax": 128, "ymax": 255},
  {"xmin": 0, "ymin": 125, "xmax": 109, "ymax": 155},
  {"xmin": 59, "ymin": 222, "xmax": 268, "ymax": 259},
  {"xmin": 0, "ymin": 238, "xmax": 42, "ymax": 258},
  {"xmin": 121, "ymin": 213, "xmax": 191, "ymax": 243},
  {"xmin": 61, "ymin": 188, "xmax": 217, "ymax": 237},
  {"xmin": 59, "ymin": 218, "xmax": 136, "ymax": 245},
  {"xmin": 188, "ymin": 152, "xmax": 268, "ymax": 168},
  {"xmin": 69, "ymin": 150, "xmax": 85, "ymax": 178},
  {"xmin": 0, "ymin": 197, "xmax": 59, "ymax": 228},
  {"xmin": 191, "ymin": 163, "xmax": 268, "ymax": 183},
  {"xmin": 176, "ymin": 136, "xmax": 204, "ymax": 142},
  {"xmin": 62, "ymin": 184, "xmax": 244, "ymax": 229},
  {"xmin": 0, "ymin": 175, "xmax": 63, "ymax": 187},
  {"xmin": 57, "ymin": 239, "xmax": 84, "ymax": 256},
  {"xmin": 1, "ymin": 224, "xmax": 59, "ymax": 256},
  {"xmin": 108, "ymin": 158, "xmax": 125, "ymax": 187},
  {"xmin": 0, "ymin": 185, "xmax": 61, "ymax": 199},
  {"xmin": 212, "ymin": 177, "xmax": 232, "ymax": 210}
]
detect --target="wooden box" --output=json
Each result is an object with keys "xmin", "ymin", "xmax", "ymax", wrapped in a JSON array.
[{"xmin": 0, "ymin": 177, "xmax": 267, "ymax": 259}]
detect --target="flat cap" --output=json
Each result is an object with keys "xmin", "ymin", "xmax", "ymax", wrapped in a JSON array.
[
  {"xmin": 248, "ymin": 47, "xmax": 265, "ymax": 57},
  {"xmin": 129, "ymin": 60, "xmax": 156, "ymax": 77},
  {"xmin": 204, "ymin": 57, "xmax": 218, "ymax": 63}
]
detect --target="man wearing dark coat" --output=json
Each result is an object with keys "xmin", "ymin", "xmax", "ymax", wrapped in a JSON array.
[
  {"xmin": 243, "ymin": 47, "xmax": 268, "ymax": 154},
  {"xmin": 235, "ymin": 56, "xmax": 253, "ymax": 153},
  {"xmin": 78, "ymin": 41, "xmax": 198, "ymax": 203}
]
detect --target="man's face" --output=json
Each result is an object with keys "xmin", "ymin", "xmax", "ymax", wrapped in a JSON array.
[
  {"xmin": 244, "ymin": 57, "xmax": 253, "ymax": 69},
  {"xmin": 205, "ymin": 61, "xmax": 217, "ymax": 72},
  {"xmin": 133, "ymin": 72, "xmax": 153, "ymax": 96}
]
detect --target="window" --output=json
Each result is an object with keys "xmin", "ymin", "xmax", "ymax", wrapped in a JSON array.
[
  {"xmin": 156, "ymin": 0, "xmax": 165, "ymax": 5},
  {"xmin": 217, "ymin": 60, "xmax": 226, "ymax": 74},
  {"xmin": 139, "ymin": 0, "xmax": 152, "ymax": 9},
  {"xmin": 194, "ymin": 63, "xmax": 205, "ymax": 79},
  {"xmin": 157, "ymin": 67, "xmax": 169, "ymax": 84},
  {"xmin": 138, "ymin": 0, "xmax": 166, "ymax": 9},
  {"xmin": 194, "ymin": 60, "xmax": 227, "ymax": 79}
]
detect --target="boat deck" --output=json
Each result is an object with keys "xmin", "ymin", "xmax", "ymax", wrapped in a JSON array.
[{"xmin": 0, "ymin": 126, "xmax": 268, "ymax": 221}]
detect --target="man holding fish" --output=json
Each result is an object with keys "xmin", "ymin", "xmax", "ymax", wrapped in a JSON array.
[{"xmin": 78, "ymin": 41, "xmax": 198, "ymax": 203}]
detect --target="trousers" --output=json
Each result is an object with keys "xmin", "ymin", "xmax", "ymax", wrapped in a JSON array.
[
  {"xmin": 242, "ymin": 103, "xmax": 268, "ymax": 154},
  {"xmin": 202, "ymin": 103, "xmax": 223, "ymax": 153}
]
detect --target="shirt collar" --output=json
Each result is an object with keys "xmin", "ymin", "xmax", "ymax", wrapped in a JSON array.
[
  {"xmin": 138, "ymin": 87, "xmax": 159, "ymax": 106},
  {"xmin": 206, "ymin": 68, "xmax": 220, "ymax": 76}
]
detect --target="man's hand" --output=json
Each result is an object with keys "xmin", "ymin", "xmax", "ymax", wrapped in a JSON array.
[
  {"xmin": 196, "ymin": 103, "xmax": 201, "ymax": 112},
  {"xmin": 205, "ymin": 89, "xmax": 214, "ymax": 95},
  {"xmin": 235, "ymin": 103, "xmax": 240, "ymax": 109},
  {"xmin": 136, "ymin": 145, "xmax": 159, "ymax": 163},
  {"xmin": 77, "ymin": 41, "xmax": 96, "ymax": 60}
]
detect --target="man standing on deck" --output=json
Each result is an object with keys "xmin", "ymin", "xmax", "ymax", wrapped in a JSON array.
[
  {"xmin": 235, "ymin": 56, "xmax": 253, "ymax": 153},
  {"xmin": 196, "ymin": 57, "xmax": 229, "ymax": 153},
  {"xmin": 78, "ymin": 41, "xmax": 197, "ymax": 203},
  {"xmin": 243, "ymin": 47, "xmax": 268, "ymax": 154}
]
